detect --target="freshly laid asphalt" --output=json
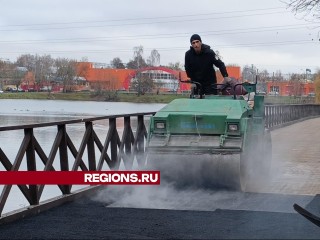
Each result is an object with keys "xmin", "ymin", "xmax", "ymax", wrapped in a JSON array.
[{"xmin": 0, "ymin": 193, "xmax": 319, "ymax": 239}]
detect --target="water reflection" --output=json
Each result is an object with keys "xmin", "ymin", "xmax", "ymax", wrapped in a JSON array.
[{"xmin": 0, "ymin": 99, "xmax": 164, "ymax": 122}]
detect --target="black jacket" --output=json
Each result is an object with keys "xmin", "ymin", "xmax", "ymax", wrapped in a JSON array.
[{"xmin": 185, "ymin": 44, "xmax": 228, "ymax": 95}]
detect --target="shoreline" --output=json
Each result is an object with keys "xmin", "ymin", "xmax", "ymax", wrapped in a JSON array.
[
  {"xmin": 0, "ymin": 91, "xmax": 188, "ymax": 104},
  {"xmin": 0, "ymin": 91, "xmax": 315, "ymax": 105}
]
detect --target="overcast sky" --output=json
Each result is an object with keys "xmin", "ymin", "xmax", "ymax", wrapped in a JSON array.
[{"xmin": 0, "ymin": 0, "xmax": 319, "ymax": 74}]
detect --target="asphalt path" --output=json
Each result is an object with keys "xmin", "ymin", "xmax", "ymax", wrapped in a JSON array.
[{"xmin": 0, "ymin": 192, "xmax": 319, "ymax": 239}]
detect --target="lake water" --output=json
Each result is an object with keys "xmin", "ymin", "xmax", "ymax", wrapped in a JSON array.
[
  {"xmin": 0, "ymin": 99, "xmax": 166, "ymax": 214},
  {"xmin": 0, "ymin": 99, "xmax": 165, "ymax": 123}
]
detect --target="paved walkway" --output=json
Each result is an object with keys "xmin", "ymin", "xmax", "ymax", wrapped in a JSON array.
[
  {"xmin": 1, "ymin": 118, "xmax": 320, "ymax": 239},
  {"xmin": 260, "ymin": 117, "xmax": 320, "ymax": 195},
  {"xmin": 0, "ymin": 194, "xmax": 320, "ymax": 239}
]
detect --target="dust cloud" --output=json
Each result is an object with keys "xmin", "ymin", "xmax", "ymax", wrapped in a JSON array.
[
  {"xmin": 91, "ymin": 144, "xmax": 273, "ymax": 212},
  {"xmin": 92, "ymin": 183, "xmax": 244, "ymax": 211},
  {"xmin": 93, "ymin": 151, "xmax": 246, "ymax": 211},
  {"xmin": 91, "ymin": 121, "xmax": 320, "ymax": 213},
  {"xmin": 91, "ymin": 178, "xmax": 312, "ymax": 213}
]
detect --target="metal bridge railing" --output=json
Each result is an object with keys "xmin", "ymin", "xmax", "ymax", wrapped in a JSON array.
[{"xmin": 265, "ymin": 104, "xmax": 320, "ymax": 129}]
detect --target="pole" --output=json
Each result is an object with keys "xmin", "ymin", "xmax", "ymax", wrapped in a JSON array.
[
  {"xmin": 137, "ymin": 56, "xmax": 140, "ymax": 96},
  {"xmin": 305, "ymin": 69, "xmax": 308, "ymax": 81}
]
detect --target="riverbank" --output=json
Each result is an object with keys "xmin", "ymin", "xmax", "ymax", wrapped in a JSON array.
[
  {"xmin": 0, "ymin": 91, "xmax": 189, "ymax": 103},
  {"xmin": 0, "ymin": 91, "xmax": 315, "ymax": 104}
]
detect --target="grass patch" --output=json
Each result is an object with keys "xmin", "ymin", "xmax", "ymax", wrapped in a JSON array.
[{"xmin": 0, "ymin": 91, "xmax": 190, "ymax": 103}]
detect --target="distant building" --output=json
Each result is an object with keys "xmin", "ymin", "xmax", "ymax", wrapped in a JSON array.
[
  {"xmin": 266, "ymin": 80, "xmax": 315, "ymax": 96},
  {"xmin": 17, "ymin": 62, "xmax": 315, "ymax": 96},
  {"xmin": 76, "ymin": 62, "xmax": 242, "ymax": 93}
]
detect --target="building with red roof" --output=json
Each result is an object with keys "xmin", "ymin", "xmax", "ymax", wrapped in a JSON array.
[{"xmin": 76, "ymin": 62, "xmax": 242, "ymax": 93}]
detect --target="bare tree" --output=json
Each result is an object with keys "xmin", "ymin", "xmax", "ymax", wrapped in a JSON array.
[
  {"xmin": 315, "ymin": 70, "xmax": 320, "ymax": 103},
  {"xmin": 126, "ymin": 46, "xmax": 147, "ymax": 69},
  {"xmin": 0, "ymin": 60, "xmax": 29, "ymax": 90},
  {"xmin": 16, "ymin": 54, "xmax": 37, "ymax": 71},
  {"xmin": 258, "ymin": 69, "xmax": 269, "ymax": 93},
  {"xmin": 16, "ymin": 54, "xmax": 54, "ymax": 89},
  {"xmin": 259, "ymin": 69, "xmax": 270, "ymax": 80},
  {"xmin": 54, "ymin": 58, "xmax": 77, "ymax": 93},
  {"xmin": 0, "ymin": 60, "xmax": 13, "ymax": 89},
  {"xmin": 274, "ymin": 70, "xmax": 284, "ymax": 81},
  {"xmin": 133, "ymin": 46, "xmax": 143, "ymax": 60},
  {"xmin": 285, "ymin": 0, "xmax": 320, "ymax": 21},
  {"xmin": 167, "ymin": 62, "xmax": 183, "ymax": 70},
  {"xmin": 110, "ymin": 57, "xmax": 126, "ymax": 69},
  {"xmin": 130, "ymin": 73, "xmax": 154, "ymax": 95},
  {"xmin": 147, "ymin": 49, "xmax": 160, "ymax": 66},
  {"xmin": 289, "ymin": 73, "xmax": 305, "ymax": 96},
  {"xmin": 11, "ymin": 68, "xmax": 27, "ymax": 90},
  {"xmin": 242, "ymin": 65, "xmax": 257, "ymax": 82}
]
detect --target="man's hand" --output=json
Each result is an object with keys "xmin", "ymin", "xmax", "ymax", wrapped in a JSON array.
[{"xmin": 222, "ymin": 77, "xmax": 232, "ymax": 84}]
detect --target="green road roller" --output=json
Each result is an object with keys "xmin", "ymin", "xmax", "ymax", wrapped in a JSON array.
[{"xmin": 146, "ymin": 78, "xmax": 272, "ymax": 191}]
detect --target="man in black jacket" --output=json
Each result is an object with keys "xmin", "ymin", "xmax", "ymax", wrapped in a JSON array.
[{"xmin": 185, "ymin": 34, "xmax": 229, "ymax": 95}]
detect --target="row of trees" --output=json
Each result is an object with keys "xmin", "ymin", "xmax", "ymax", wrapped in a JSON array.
[
  {"xmin": 242, "ymin": 64, "xmax": 319, "ymax": 95},
  {"xmin": 0, "ymin": 55, "xmax": 78, "ymax": 92},
  {"xmin": 0, "ymin": 45, "xmax": 183, "ymax": 93},
  {"xmin": 0, "ymin": 55, "xmax": 316, "ymax": 95},
  {"xmin": 0, "ymin": 60, "xmax": 26, "ymax": 89},
  {"xmin": 109, "ymin": 46, "xmax": 182, "ymax": 70},
  {"xmin": 0, "ymin": 41, "xmax": 318, "ymax": 96},
  {"xmin": 0, "ymin": 45, "xmax": 184, "ymax": 95}
]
